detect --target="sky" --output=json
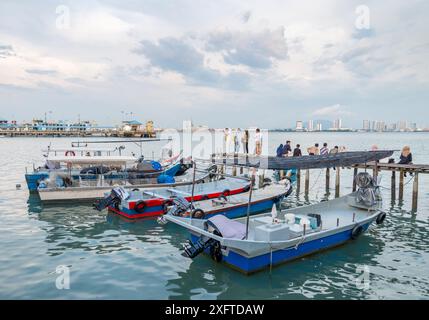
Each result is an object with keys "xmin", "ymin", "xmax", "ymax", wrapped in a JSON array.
[{"xmin": 0, "ymin": 0, "xmax": 428, "ymax": 129}]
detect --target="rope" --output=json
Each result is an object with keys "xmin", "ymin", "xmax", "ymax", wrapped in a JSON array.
[{"xmin": 297, "ymin": 169, "xmax": 324, "ymax": 196}]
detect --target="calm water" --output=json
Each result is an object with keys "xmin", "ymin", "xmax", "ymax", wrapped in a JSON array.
[{"xmin": 0, "ymin": 133, "xmax": 428, "ymax": 300}]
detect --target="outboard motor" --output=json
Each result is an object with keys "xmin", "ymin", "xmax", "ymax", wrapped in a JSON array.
[
  {"xmin": 93, "ymin": 187, "xmax": 130, "ymax": 211},
  {"xmin": 183, "ymin": 238, "xmax": 217, "ymax": 259},
  {"xmin": 355, "ymin": 172, "xmax": 381, "ymax": 206},
  {"xmin": 169, "ymin": 196, "xmax": 193, "ymax": 216}
]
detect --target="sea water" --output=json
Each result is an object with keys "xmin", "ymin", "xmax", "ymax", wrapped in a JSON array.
[{"xmin": 0, "ymin": 132, "xmax": 428, "ymax": 299}]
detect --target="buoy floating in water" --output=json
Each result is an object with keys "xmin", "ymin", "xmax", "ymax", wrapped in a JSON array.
[{"xmin": 16, "ymin": 184, "xmax": 21, "ymax": 190}]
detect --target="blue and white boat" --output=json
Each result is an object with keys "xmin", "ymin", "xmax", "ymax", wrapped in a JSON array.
[
  {"xmin": 164, "ymin": 151, "xmax": 394, "ymax": 274},
  {"xmin": 165, "ymin": 173, "xmax": 387, "ymax": 274},
  {"xmin": 25, "ymin": 146, "xmax": 186, "ymax": 193}
]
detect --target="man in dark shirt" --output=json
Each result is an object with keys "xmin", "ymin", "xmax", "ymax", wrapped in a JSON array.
[
  {"xmin": 283, "ymin": 140, "xmax": 292, "ymax": 156},
  {"xmin": 293, "ymin": 144, "xmax": 302, "ymax": 157}
]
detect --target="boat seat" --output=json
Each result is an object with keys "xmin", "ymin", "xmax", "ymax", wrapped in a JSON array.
[{"xmin": 206, "ymin": 215, "xmax": 246, "ymax": 240}]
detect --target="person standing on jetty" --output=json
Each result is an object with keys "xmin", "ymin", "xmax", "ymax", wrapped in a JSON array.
[
  {"xmin": 254, "ymin": 128, "xmax": 262, "ymax": 155},
  {"xmin": 293, "ymin": 144, "xmax": 302, "ymax": 157},
  {"xmin": 320, "ymin": 143, "xmax": 329, "ymax": 156},
  {"xmin": 242, "ymin": 130, "xmax": 249, "ymax": 154},
  {"xmin": 307, "ymin": 143, "xmax": 320, "ymax": 155},
  {"xmin": 235, "ymin": 129, "xmax": 242, "ymax": 154}
]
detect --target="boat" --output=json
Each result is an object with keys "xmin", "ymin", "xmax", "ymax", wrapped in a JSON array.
[
  {"xmin": 37, "ymin": 165, "xmax": 216, "ymax": 203},
  {"xmin": 163, "ymin": 150, "xmax": 394, "ymax": 274},
  {"xmin": 163, "ymin": 180, "xmax": 292, "ymax": 220},
  {"xmin": 25, "ymin": 145, "xmax": 187, "ymax": 192},
  {"xmin": 94, "ymin": 176, "xmax": 253, "ymax": 219}
]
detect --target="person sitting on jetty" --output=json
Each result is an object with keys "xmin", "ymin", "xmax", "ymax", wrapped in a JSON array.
[
  {"xmin": 399, "ymin": 146, "xmax": 413, "ymax": 165},
  {"xmin": 293, "ymin": 144, "xmax": 302, "ymax": 157},
  {"xmin": 283, "ymin": 140, "xmax": 292, "ymax": 155},
  {"xmin": 276, "ymin": 144, "xmax": 284, "ymax": 157},
  {"xmin": 320, "ymin": 143, "xmax": 329, "ymax": 155},
  {"xmin": 399, "ymin": 146, "xmax": 413, "ymax": 177},
  {"xmin": 307, "ymin": 143, "xmax": 319, "ymax": 156}
]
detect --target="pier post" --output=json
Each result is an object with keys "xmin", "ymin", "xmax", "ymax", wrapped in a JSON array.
[
  {"xmin": 296, "ymin": 169, "xmax": 301, "ymax": 193},
  {"xmin": 240, "ymin": 166, "xmax": 244, "ymax": 175},
  {"xmin": 391, "ymin": 170, "xmax": 396, "ymax": 201},
  {"xmin": 305, "ymin": 169, "xmax": 310, "ymax": 195},
  {"xmin": 399, "ymin": 170, "xmax": 404, "ymax": 201},
  {"xmin": 352, "ymin": 168, "xmax": 358, "ymax": 192},
  {"xmin": 412, "ymin": 173, "xmax": 419, "ymax": 213},
  {"xmin": 373, "ymin": 163, "xmax": 378, "ymax": 182},
  {"xmin": 232, "ymin": 166, "xmax": 237, "ymax": 176},
  {"xmin": 325, "ymin": 168, "xmax": 330, "ymax": 193},
  {"xmin": 335, "ymin": 167, "xmax": 340, "ymax": 198}
]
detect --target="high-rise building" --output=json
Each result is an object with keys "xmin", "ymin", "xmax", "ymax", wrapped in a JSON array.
[
  {"xmin": 363, "ymin": 120, "xmax": 370, "ymax": 131},
  {"xmin": 296, "ymin": 121, "xmax": 304, "ymax": 131},
  {"xmin": 316, "ymin": 123, "xmax": 323, "ymax": 131},
  {"xmin": 398, "ymin": 121, "xmax": 407, "ymax": 132},
  {"xmin": 333, "ymin": 119, "xmax": 342, "ymax": 130},
  {"xmin": 308, "ymin": 120, "xmax": 314, "ymax": 132}
]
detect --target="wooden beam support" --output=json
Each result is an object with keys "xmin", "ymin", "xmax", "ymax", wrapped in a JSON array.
[
  {"xmin": 412, "ymin": 173, "xmax": 419, "ymax": 213},
  {"xmin": 335, "ymin": 167, "xmax": 341, "ymax": 198}
]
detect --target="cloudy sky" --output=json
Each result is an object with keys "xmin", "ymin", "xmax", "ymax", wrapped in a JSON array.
[{"xmin": 0, "ymin": 0, "xmax": 428, "ymax": 128}]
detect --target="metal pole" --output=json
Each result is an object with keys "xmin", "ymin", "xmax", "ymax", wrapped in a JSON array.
[
  {"xmin": 245, "ymin": 174, "xmax": 255, "ymax": 240},
  {"xmin": 190, "ymin": 161, "xmax": 197, "ymax": 219}
]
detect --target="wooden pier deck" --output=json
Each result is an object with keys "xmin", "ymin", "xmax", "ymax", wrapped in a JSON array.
[{"xmin": 207, "ymin": 153, "xmax": 428, "ymax": 213}]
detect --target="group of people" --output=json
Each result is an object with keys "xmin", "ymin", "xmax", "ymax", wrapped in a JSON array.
[
  {"xmin": 276, "ymin": 141, "xmax": 346, "ymax": 158},
  {"xmin": 223, "ymin": 128, "xmax": 262, "ymax": 155}
]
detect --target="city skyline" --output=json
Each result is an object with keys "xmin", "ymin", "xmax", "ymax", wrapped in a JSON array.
[{"xmin": 1, "ymin": 1, "xmax": 428, "ymax": 128}]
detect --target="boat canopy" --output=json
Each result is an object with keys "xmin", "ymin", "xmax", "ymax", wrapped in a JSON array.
[
  {"xmin": 46, "ymin": 155, "xmax": 137, "ymax": 166},
  {"xmin": 207, "ymin": 150, "xmax": 395, "ymax": 170}
]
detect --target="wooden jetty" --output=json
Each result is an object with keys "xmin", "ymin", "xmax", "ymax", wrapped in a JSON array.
[{"xmin": 207, "ymin": 153, "xmax": 428, "ymax": 213}]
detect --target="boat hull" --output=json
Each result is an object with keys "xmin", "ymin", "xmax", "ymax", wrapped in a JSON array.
[{"xmin": 189, "ymin": 221, "xmax": 373, "ymax": 274}]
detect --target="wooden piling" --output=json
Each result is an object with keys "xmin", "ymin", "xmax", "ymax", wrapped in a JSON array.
[
  {"xmin": 240, "ymin": 166, "xmax": 244, "ymax": 175},
  {"xmin": 232, "ymin": 166, "xmax": 237, "ymax": 176},
  {"xmin": 325, "ymin": 168, "xmax": 330, "ymax": 193},
  {"xmin": 352, "ymin": 168, "xmax": 358, "ymax": 192},
  {"xmin": 335, "ymin": 167, "xmax": 340, "ymax": 198},
  {"xmin": 373, "ymin": 163, "xmax": 378, "ymax": 182},
  {"xmin": 412, "ymin": 173, "xmax": 419, "ymax": 213},
  {"xmin": 399, "ymin": 170, "xmax": 404, "ymax": 201},
  {"xmin": 391, "ymin": 170, "xmax": 396, "ymax": 201},
  {"xmin": 296, "ymin": 169, "xmax": 301, "ymax": 193},
  {"xmin": 305, "ymin": 169, "xmax": 310, "ymax": 195}
]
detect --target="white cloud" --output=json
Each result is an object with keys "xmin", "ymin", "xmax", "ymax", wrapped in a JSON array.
[{"xmin": 312, "ymin": 104, "xmax": 354, "ymax": 117}]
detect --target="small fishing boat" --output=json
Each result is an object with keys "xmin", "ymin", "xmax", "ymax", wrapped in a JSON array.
[
  {"xmin": 163, "ymin": 180, "xmax": 292, "ymax": 220},
  {"xmin": 164, "ymin": 150, "xmax": 394, "ymax": 274},
  {"xmin": 94, "ymin": 176, "xmax": 253, "ymax": 219},
  {"xmin": 165, "ymin": 173, "xmax": 387, "ymax": 274},
  {"xmin": 37, "ymin": 165, "xmax": 216, "ymax": 203},
  {"xmin": 25, "ymin": 145, "xmax": 186, "ymax": 192}
]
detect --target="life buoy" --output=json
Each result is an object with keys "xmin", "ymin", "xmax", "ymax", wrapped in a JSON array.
[
  {"xmin": 222, "ymin": 189, "xmax": 231, "ymax": 197},
  {"xmin": 65, "ymin": 151, "xmax": 76, "ymax": 157},
  {"xmin": 376, "ymin": 212, "xmax": 387, "ymax": 225},
  {"xmin": 134, "ymin": 200, "xmax": 146, "ymax": 214},
  {"xmin": 191, "ymin": 209, "xmax": 205, "ymax": 219},
  {"xmin": 351, "ymin": 225, "xmax": 364, "ymax": 240}
]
